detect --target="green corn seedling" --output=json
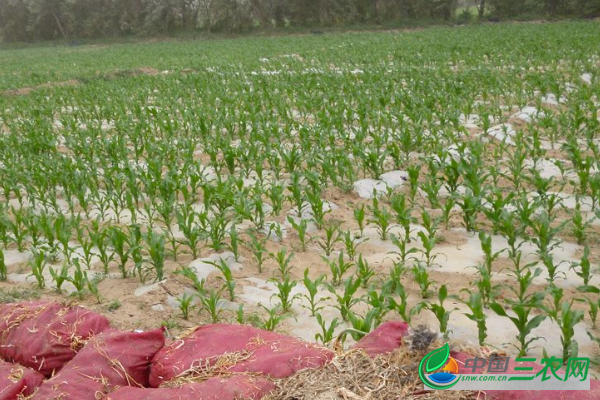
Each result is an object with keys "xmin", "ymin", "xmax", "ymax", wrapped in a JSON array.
[
  {"xmin": 315, "ymin": 314, "xmax": 340, "ymax": 345},
  {"xmin": 324, "ymin": 251, "xmax": 353, "ymax": 286},
  {"xmin": 249, "ymin": 232, "xmax": 268, "ymax": 273},
  {"xmin": 256, "ymin": 305, "xmax": 286, "ymax": 332},
  {"xmin": 412, "ymin": 264, "xmax": 433, "ymax": 299},
  {"xmin": 390, "ymin": 233, "xmax": 418, "ymax": 264},
  {"xmin": 341, "ymin": 229, "xmax": 363, "ymax": 261},
  {"xmin": 108, "ymin": 226, "xmax": 130, "ymax": 278},
  {"xmin": 422, "ymin": 285, "xmax": 454, "ymax": 337},
  {"xmin": 29, "ymin": 249, "xmax": 46, "ymax": 289},
  {"xmin": 302, "ymin": 269, "xmax": 328, "ymax": 316},
  {"xmin": 571, "ymin": 245, "xmax": 591, "ymax": 286},
  {"xmin": 176, "ymin": 265, "xmax": 206, "ymax": 294},
  {"xmin": 199, "ymin": 288, "xmax": 224, "ymax": 323},
  {"xmin": 318, "ymin": 222, "xmax": 341, "ymax": 257},
  {"xmin": 227, "ymin": 224, "xmax": 241, "ymax": 262},
  {"xmin": 356, "ymin": 254, "xmax": 375, "ymax": 288},
  {"xmin": 328, "ymin": 277, "xmax": 363, "ymax": 321},
  {"xmin": 209, "ymin": 258, "xmax": 236, "ymax": 301},
  {"xmin": 145, "ymin": 231, "xmax": 166, "ymax": 282},
  {"xmin": 353, "ymin": 204, "xmax": 366, "ymax": 237},
  {"xmin": 271, "ymin": 248, "xmax": 294, "ymax": 278},
  {"xmin": 0, "ymin": 248, "xmax": 6, "ymax": 281},
  {"xmin": 49, "ymin": 262, "xmax": 69, "ymax": 293},
  {"xmin": 490, "ymin": 298, "xmax": 547, "ymax": 357},
  {"xmin": 269, "ymin": 274, "xmax": 300, "ymax": 312},
  {"xmin": 345, "ymin": 308, "xmax": 382, "ymax": 341},
  {"xmin": 369, "ymin": 197, "xmax": 393, "ymax": 240},
  {"xmin": 177, "ymin": 292, "xmax": 195, "ymax": 320},
  {"xmin": 287, "ymin": 216, "xmax": 308, "ymax": 252},
  {"xmin": 462, "ymin": 291, "xmax": 487, "ymax": 346}
]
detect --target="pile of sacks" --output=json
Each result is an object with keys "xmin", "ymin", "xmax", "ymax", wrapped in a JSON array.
[
  {"xmin": 0, "ymin": 302, "xmax": 597, "ymax": 400},
  {"xmin": 0, "ymin": 301, "xmax": 334, "ymax": 400}
]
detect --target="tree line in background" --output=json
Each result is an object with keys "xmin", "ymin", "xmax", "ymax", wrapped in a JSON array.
[{"xmin": 0, "ymin": 0, "xmax": 598, "ymax": 42}]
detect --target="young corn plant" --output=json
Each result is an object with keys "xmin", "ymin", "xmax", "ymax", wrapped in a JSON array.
[
  {"xmin": 176, "ymin": 265, "xmax": 206, "ymax": 294},
  {"xmin": 69, "ymin": 259, "xmax": 88, "ymax": 299},
  {"xmin": 412, "ymin": 264, "xmax": 433, "ymax": 299},
  {"xmin": 490, "ymin": 276, "xmax": 547, "ymax": 358},
  {"xmin": 288, "ymin": 173, "xmax": 306, "ymax": 217},
  {"xmin": 369, "ymin": 197, "xmax": 393, "ymax": 240},
  {"xmin": 328, "ymin": 277, "xmax": 363, "ymax": 321},
  {"xmin": 287, "ymin": 216, "xmax": 308, "ymax": 251},
  {"xmin": 86, "ymin": 273, "xmax": 102, "ymax": 304},
  {"xmin": 390, "ymin": 233, "xmax": 418, "ymax": 264},
  {"xmin": 571, "ymin": 245, "xmax": 591, "ymax": 286},
  {"xmin": 209, "ymin": 258, "xmax": 236, "ymax": 301},
  {"xmin": 176, "ymin": 206, "xmax": 202, "ymax": 259},
  {"xmin": 387, "ymin": 282, "xmax": 422, "ymax": 323},
  {"xmin": 407, "ymin": 165, "xmax": 420, "ymax": 204},
  {"xmin": 129, "ymin": 225, "xmax": 145, "ymax": 282},
  {"xmin": 345, "ymin": 308, "xmax": 382, "ymax": 341},
  {"xmin": 479, "ymin": 231, "xmax": 503, "ymax": 275},
  {"xmin": 422, "ymin": 285, "xmax": 455, "ymax": 338},
  {"xmin": 570, "ymin": 203, "xmax": 591, "ymax": 245},
  {"xmin": 92, "ymin": 227, "xmax": 113, "ymax": 275},
  {"xmin": 417, "ymin": 211, "xmax": 440, "ymax": 268},
  {"xmin": 528, "ymin": 212, "xmax": 565, "ymax": 282},
  {"xmin": 456, "ymin": 189, "xmax": 480, "ymax": 232},
  {"xmin": 0, "ymin": 248, "xmax": 6, "ymax": 281},
  {"xmin": 323, "ymin": 251, "xmax": 353, "ymax": 286},
  {"xmin": 353, "ymin": 204, "xmax": 366, "ymax": 237},
  {"xmin": 49, "ymin": 262, "xmax": 69, "ymax": 293},
  {"xmin": 462, "ymin": 291, "xmax": 487, "ymax": 346},
  {"xmin": 28, "ymin": 249, "xmax": 46, "ymax": 289},
  {"xmin": 108, "ymin": 226, "xmax": 130, "ymax": 278},
  {"xmin": 199, "ymin": 288, "xmax": 224, "ymax": 324},
  {"xmin": 356, "ymin": 254, "xmax": 375, "ymax": 288},
  {"xmin": 145, "ymin": 231, "xmax": 166, "ymax": 282},
  {"xmin": 271, "ymin": 248, "xmax": 294, "ymax": 278},
  {"xmin": 545, "ymin": 286, "xmax": 585, "ymax": 361},
  {"xmin": 204, "ymin": 212, "xmax": 229, "ymax": 251},
  {"xmin": 255, "ymin": 305, "xmax": 286, "ymax": 332},
  {"xmin": 441, "ymin": 198, "xmax": 456, "ymax": 230},
  {"xmin": 267, "ymin": 183, "xmax": 285, "ymax": 216},
  {"xmin": 302, "ymin": 269, "xmax": 328, "ymax": 316},
  {"xmin": 249, "ymin": 232, "xmax": 268, "ymax": 273},
  {"xmin": 227, "ymin": 224, "xmax": 241, "ymax": 262},
  {"xmin": 315, "ymin": 314, "xmax": 340, "ymax": 345},
  {"xmin": 9, "ymin": 208, "xmax": 28, "ymax": 252},
  {"xmin": 306, "ymin": 188, "xmax": 329, "ymax": 230},
  {"xmin": 318, "ymin": 222, "xmax": 341, "ymax": 257},
  {"xmin": 270, "ymin": 274, "xmax": 300, "ymax": 312},
  {"xmin": 390, "ymin": 194, "xmax": 413, "ymax": 243},
  {"xmin": 583, "ymin": 295, "xmax": 598, "ymax": 328},
  {"xmin": 341, "ymin": 230, "xmax": 364, "ymax": 261},
  {"xmin": 177, "ymin": 293, "xmax": 195, "ymax": 320}
]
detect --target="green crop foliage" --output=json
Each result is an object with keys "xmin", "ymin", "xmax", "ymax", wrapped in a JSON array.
[
  {"xmin": 0, "ymin": 248, "xmax": 6, "ymax": 281},
  {"xmin": 145, "ymin": 231, "xmax": 166, "ymax": 282},
  {"xmin": 0, "ymin": 22, "xmax": 598, "ymax": 358}
]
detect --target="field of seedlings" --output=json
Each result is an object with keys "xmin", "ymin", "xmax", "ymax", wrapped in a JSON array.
[{"xmin": 1, "ymin": 20, "xmax": 600, "ymax": 377}]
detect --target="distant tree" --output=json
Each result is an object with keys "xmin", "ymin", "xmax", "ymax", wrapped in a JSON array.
[
  {"xmin": 28, "ymin": 0, "xmax": 71, "ymax": 40},
  {"xmin": 0, "ymin": 0, "xmax": 31, "ymax": 42},
  {"xmin": 474, "ymin": 0, "xmax": 486, "ymax": 18}
]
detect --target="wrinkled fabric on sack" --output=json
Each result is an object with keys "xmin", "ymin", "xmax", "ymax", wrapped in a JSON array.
[
  {"xmin": 31, "ymin": 328, "xmax": 165, "ymax": 400},
  {"xmin": 452, "ymin": 351, "xmax": 600, "ymax": 400},
  {"xmin": 149, "ymin": 324, "xmax": 334, "ymax": 387},
  {"xmin": 0, "ymin": 302, "xmax": 110, "ymax": 376},
  {"xmin": 352, "ymin": 321, "xmax": 409, "ymax": 357},
  {"xmin": 0, "ymin": 360, "xmax": 44, "ymax": 400},
  {"xmin": 105, "ymin": 375, "xmax": 275, "ymax": 400}
]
